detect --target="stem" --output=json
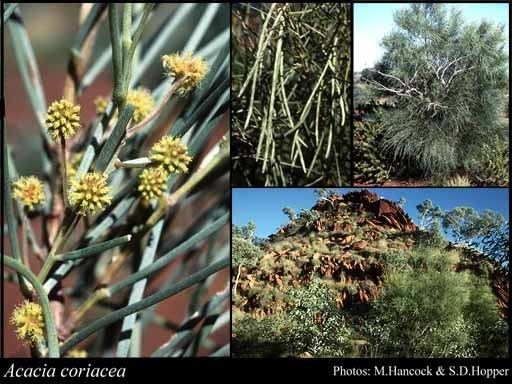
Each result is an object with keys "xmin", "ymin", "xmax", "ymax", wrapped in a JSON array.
[
  {"xmin": 21, "ymin": 214, "xmax": 30, "ymax": 272},
  {"xmin": 122, "ymin": 3, "xmax": 154, "ymax": 96},
  {"xmin": 111, "ymin": 212, "xmax": 229, "ymax": 296},
  {"xmin": 38, "ymin": 213, "xmax": 80, "ymax": 283},
  {"xmin": 60, "ymin": 137, "xmax": 68, "ymax": 207},
  {"xmin": 114, "ymin": 157, "xmax": 152, "ymax": 169},
  {"xmin": 68, "ymin": 288, "xmax": 110, "ymax": 328},
  {"xmin": 4, "ymin": 256, "xmax": 60, "ymax": 357},
  {"xmin": 121, "ymin": 3, "xmax": 132, "ymax": 95},
  {"xmin": 54, "ymin": 234, "xmax": 132, "ymax": 261},
  {"xmin": 234, "ymin": 264, "xmax": 242, "ymax": 296},
  {"xmin": 60, "ymin": 257, "xmax": 229, "ymax": 355},
  {"xmin": 4, "ymin": 128, "xmax": 32, "ymax": 298},
  {"xmin": 109, "ymin": 4, "xmax": 123, "ymax": 110},
  {"xmin": 98, "ymin": 248, "xmax": 132, "ymax": 288},
  {"xmin": 3, "ymin": 3, "xmax": 18, "ymax": 22}
]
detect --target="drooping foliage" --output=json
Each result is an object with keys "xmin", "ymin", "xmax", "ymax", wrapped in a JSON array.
[
  {"xmin": 365, "ymin": 4, "xmax": 509, "ymax": 177},
  {"xmin": 232, "ymin": 3, "xmax": 352, "ymax": 186}
]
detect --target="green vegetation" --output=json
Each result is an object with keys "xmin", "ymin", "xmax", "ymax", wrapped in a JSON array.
[
  {"xmin": 355, "ymin": 4, "xmax": 509, "ymax": 186},
  {"xmin": 232, "ymin": 3, "xmax": 351, "ymax": 186},
  {"xmin": 365, "ymin": 247, "xmax": 506, "ymax": 358},
  {"xmin": 232, "ymin": 190, "xmax": 509, "ymax": 357}
]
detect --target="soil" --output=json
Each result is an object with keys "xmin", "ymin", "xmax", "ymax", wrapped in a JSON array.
[{"xmin": 355, "ymin": 178, "xmax": 432, "ymax": 187}]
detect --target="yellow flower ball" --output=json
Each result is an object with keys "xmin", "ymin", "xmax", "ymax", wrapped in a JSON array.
[
  {"xmin": 12, "ymin": 176, "xmax": 46, "ymax": 210},
  {"xmin": 94, "ymin": 96, "xmax": 109, "ymax": 115},
  {"xmin": 10, "ymin": 300, "xmax": 45, "ymax": 345},
  {"xmin": 46, "ymin": 99, "xmax": 80, "ymax": 140},
  {"xmin": 149, "ymin": 136, "xmax": 193, "ymax": 174},
  {"xmin": 126, "ymin": 88, "xmax": 156, "ymax": 123},
  {"xmin": 161, "ymin": 52, "xmax": 208, "ymax": 94},
  {"xmin": 66, "ymin": 349, "xmax": 88, "ymax": 358},
  {"xmin": 138, "ymin": 167, "xmax": 168, "ymax": 203},
  {"xmin": 69, "ymin": 172, "xmax": 112, "ymax": 216}
]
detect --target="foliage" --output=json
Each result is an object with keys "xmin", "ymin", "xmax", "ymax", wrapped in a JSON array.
[
  {"xmin": 416, "ymin": 199, "xmax": 443, "ymax": 230},
  {"xmin": 354, "ymin": 121, "xmax": 391, "ymax": 184},
  {"xmin": 287, "ymin": 279, "xmax": 354, "ymax": 356},
  {"xmin": 415, "ymin": 221, "xmax": 447, "ymax": 249},
  {"xmin": 232, "ymin": 237, "xmax": 262, "ymax": 270},
  {"xmin": 365, "ymin": 4, "xmax": 508, "ymax": 177},
  {"xmin": 442, "ymin": 207, "xmax": 508, "ymax": 266},
  {"xmin": 232, "ymin": 221, "xmax": 257, "ymax": 242},
  {"xmin": 417, "ymin": 200, "xmax": 509, "ymax": 268},
  {"xmin": 468, "ymin": 135, "xmax": 509, "ymax": 186},
  {"xmin": 444, "ymin": 174, "xmax": 471, "ymax": 187},
  {"xmin": 364, "ymin": 247, "xmax": 506, "ymax": 357},
  {"xmin": 232, "ymin": 3, "xmax": 351, "ymax": 186},
  {"xmin": 297, "ymin": 208, "xmax": 320, "ymax": 230},
  {"xmin": 232, "ymin": 312, "xmax": 291, "ymax": 357},
  {"xmin": 233, "ymin": 280, "xmax": 355, "ymax": 357},
  {"xmin": 232, "ymin": 190, "xmax": 508, "ymax": 358},
  {"xmin": 282, "ymin": 206, "xmax": 296, "ymax": 221}
]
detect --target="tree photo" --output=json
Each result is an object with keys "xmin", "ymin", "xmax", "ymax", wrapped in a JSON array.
[{"xmin": 354, "ymin": 3, "xmax": 509, "ymax": 186}]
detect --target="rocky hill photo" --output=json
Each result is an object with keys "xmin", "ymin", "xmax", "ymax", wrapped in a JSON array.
[{"xmin": 232, "ymin": 189, "xmax": 509, "ymax": 358}]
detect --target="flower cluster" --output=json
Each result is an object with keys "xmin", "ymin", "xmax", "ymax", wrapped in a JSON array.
[
  {"xmin": 94, "ymin": 96, "xmax": 109, "ymax": 115},
  {"xmin": 138, "ymin": 167, "xmax": 168, "ymax": 204},
  {"xmin": 136, "ymin": 136, "xmax": 193, "ymax": 204},
  {"xmin": 95, "ymin": 88, "xmax": 155, "ymax": 124},
  {"xmin": 67, "ymin": 152, "xmax": 84, "ymax": 182},
  {"xmin": 149, "ymin": 136, "xmax": 193, "ymax": 174},
  {"xmin": 46, "ymin": 99, "xmax": 80, "ymax": 140},
  {"xmin": 66, "ymin": 349, "xmax": 88, "ymax": 358},
  {"xmin": 69, "ymin": 172, "xmax": 112, "ymax": 216},
  {"xmin": 10, "ymin": 300, "xmax": 45, "ymax": 345},
  {"xmin": 126, "ymin": 88, "xmax": 155, "ymax": 123},
  {"xmin": 12, "ymin": 176, "xmax": 46, "ymax": 210},
  {"xmin": 162, "ymin": 52, "xmax": 208, "ymax": 94}
]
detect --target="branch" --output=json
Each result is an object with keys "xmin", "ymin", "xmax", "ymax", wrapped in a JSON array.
[
  {"xmin": 440, "ymin": 55, "xmax": 468, "ymax": 85},
  {"xmin": 4, "ymin": 256, "xmax": 60, "ymax": 357},
  {"xmin": 364, "ymin": 69, "xmax": 424, "ymax": 99}
]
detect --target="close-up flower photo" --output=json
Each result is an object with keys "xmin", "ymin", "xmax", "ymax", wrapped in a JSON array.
[{"xmin": 3, "ymin": 3, "xmax": 229, "ymax": 358}]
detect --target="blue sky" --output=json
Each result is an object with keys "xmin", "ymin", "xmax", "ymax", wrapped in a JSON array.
[
  {"xmin": 232, "ymin": 188, "xmax": 509, "ymax": 239},
  {"xmin": 354, "ymin": 3, "xmax": 510, "ymax": 71}
]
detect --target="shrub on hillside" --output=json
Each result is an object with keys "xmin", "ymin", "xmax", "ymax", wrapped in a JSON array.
[{"xmin": 363, "ymin": 247, "xmax": 507, "ymax": 357}]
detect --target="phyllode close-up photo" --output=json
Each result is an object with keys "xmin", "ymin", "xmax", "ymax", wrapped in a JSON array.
[
  {"xmin": 3, "ymin": 3, "xmax": 230, "ymax": 358},
  {"xmin": 1, "ymin": 0, "xmax": 511, "ymax": 379},
  {"xmin": 232, "ymin": 3, "xmax": 352, "ymax": 187}
]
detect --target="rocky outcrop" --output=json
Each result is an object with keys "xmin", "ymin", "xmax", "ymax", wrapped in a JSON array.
[
  {"xmin": 237, "ymin": 190, "xmax": 506, "ymax": 320},
  {"xmin": 314, "ymin": 190, "xmax": 418, "ymax": 233}
]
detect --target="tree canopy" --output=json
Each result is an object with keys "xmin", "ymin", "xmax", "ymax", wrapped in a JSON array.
[{"xmin": 365, "ymin": 4, "xmax": 509, "ymax": 176}]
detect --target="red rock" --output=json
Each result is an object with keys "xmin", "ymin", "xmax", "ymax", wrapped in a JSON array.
[{"xmin": 352, "ymin": 240, "xmax": 368, "ymax": 251}]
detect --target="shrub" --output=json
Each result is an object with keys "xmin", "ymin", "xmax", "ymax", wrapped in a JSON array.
[
  {"xmin": 443, "ymin": 175, "xmax": 471, "ymax": 187},
  {"xmin": 354, "ymin": 121, "xmax": 391, "ymax": 184},
  {"xmin": 468, "ymin": 135, "xmax": 509, "ymax": 186},
  {"xmin": 287, "ymin": 279, "xmax": 354, "ymax": 356},
  {"xmin": 232, "ymin": 313, "xmax": 291, "ymax": 357},
  {"xmin": 365, "ymin": 4, "xmax": 508, "ymax": 177},
  {"xmin": 364, "ymin": 247, "xmax": 507, "ymax": 357},
  {"xmin": 232, "ymin": 237, "xmax": 263, "ymax": 270}
]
